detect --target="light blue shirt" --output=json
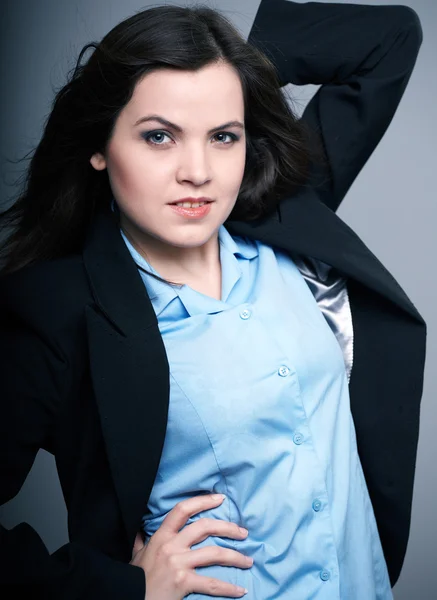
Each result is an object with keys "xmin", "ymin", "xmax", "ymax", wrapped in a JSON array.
[{"xmin": 121, "ymin": 225, "xmax": 392, "ymax": 599}]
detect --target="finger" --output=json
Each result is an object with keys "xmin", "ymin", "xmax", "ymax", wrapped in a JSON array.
[
  {"xmin": 185, "ymin": 572, "xmax": 248, "ymax": 598},
  {"xmin": 132, "ymin": 531, "xmax": 145, "ymax": 558},
  {"xmin": 179, "ymin": 546, "xmax": 253, "ymax": 571},
  {"xmin": 176, "ymin": 517, "xmax": 248, "ymax": 549},
  {"xmin": 159, "ymin": 494, "xmax": 226, "ymax": 539}
]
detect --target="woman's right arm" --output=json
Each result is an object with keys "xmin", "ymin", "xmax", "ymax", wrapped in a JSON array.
[
  {"xmin": 0, "ymin": 302, "xmax": 146, "ymax": 600},
  {"xmin": 0, "ymin": 287, "xmax": 251, "ymax": 600},
  {"xmin": 248, "ymin": 0, "xmax": 423, "ymax": 214}
]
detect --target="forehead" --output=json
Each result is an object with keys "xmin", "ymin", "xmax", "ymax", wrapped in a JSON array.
[{"xmin": 123, "ymin": 62, "xmax": 244, "ymax": 125}]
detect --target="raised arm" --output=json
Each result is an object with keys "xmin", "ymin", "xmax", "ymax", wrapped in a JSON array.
[{"xmin": 247, "ymin": 0, "xmax": 423, "ymax": 212}]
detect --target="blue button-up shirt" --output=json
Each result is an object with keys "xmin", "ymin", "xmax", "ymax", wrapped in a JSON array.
[{"xmin": 121, "ymin": 225, "xmax": 392, "ymax": 599}]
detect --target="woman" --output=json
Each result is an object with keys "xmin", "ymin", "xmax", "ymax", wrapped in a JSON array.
[{"xmin": 0, "ymin": 1, "xmax": 426, "ymax": 599}]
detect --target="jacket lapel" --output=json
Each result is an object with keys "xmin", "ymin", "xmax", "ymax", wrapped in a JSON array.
[{"xmin": 82, "ymin": 208, "xmax": 170, "ymax": 549}]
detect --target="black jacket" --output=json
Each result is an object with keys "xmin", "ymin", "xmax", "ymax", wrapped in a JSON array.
[{"xmin": 0, "ymin": 1, "xmax": 426, "ymax": 598}]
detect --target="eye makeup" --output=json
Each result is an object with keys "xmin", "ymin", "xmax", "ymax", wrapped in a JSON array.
[{"xmin": 141, "ymin": 129, "xmax": 240, "ymax": 147}]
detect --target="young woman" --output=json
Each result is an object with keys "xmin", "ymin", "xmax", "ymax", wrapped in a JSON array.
[{"xmin": 0, "ymin": 1, "xmax": 426, "ymax": 599}]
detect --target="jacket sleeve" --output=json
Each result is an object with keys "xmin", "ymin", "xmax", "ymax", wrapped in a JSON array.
[
  {"xmin": 0, "ymin": 299, "xmax": 146, "ymax": 599},
  {"xmin": 247, "ymin": 0, "xmax": 423, "ymax": 212}
]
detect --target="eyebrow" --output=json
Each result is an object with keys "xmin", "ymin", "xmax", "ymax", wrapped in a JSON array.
[{"xmin": 134, "ymin": 114, "xmax": 245, "ymax": 135}]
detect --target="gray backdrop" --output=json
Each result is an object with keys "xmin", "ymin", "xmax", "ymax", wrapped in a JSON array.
[{"xmin": 0, "ymin": 0, "xmax": 435, "ymax": 598}]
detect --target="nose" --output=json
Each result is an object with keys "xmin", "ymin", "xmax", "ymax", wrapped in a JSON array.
[{"xmin": 176, "ymin": 143, "xmax": 211, "ymax": 186}]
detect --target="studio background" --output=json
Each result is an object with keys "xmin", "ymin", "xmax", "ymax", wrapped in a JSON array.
[{"xmin": 0, "ymin": 0, "xmax": 435, "ymax": 598}]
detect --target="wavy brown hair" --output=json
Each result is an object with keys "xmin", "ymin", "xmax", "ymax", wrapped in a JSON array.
[{"xmin": 0, "ymin": 3, "xmax": 319, "ymax": 275}]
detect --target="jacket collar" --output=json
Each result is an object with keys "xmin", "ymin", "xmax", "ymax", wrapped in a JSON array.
[
  {"xmin": 83, "ymin": 206, "xmax": 158, "ymax": 337},
  {"xmin": 227, "ymin": 191, "xmax": 422, "ymax": 323}
]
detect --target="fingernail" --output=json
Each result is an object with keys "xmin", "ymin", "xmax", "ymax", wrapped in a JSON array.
[
  {"xmin": 212, "ymin": 493, "xmax": 226, "ymax": 500},
  {"xmin": 238, "ymin": 587, "xmax": 248, "ymax": 595},
  {"xmin": 239, "ymin": 527, "xmax": 248, "ymax": 535}
]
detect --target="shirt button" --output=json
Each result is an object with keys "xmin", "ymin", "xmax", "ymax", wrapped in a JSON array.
[
  {"xmin": 320, "ymin": 569, "xmax": 331, "ymax": 582},
  {"xmin": 239, "ymin": 308, "xmax": 251, "ymax": 320},
  {"xmin": 293, "ymin": 432, "xmax": 304, "ymax": 445},
  {"xmin": 278, "ymin": 365, "xmax": 290, "ymax": 377},
  {"xmin": 312, "ymin": 499, "xmax": 322, "ymax": 512}
]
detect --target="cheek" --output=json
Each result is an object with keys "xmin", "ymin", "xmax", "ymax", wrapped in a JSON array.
[{"xmin": 106, "ymin": 146, "xmax": 160, "ymax": 199}]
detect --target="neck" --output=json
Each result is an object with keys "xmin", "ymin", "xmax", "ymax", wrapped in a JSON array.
[{"xmin": 120, "ymin": 218, "xmax": 221, "ymax": 286}]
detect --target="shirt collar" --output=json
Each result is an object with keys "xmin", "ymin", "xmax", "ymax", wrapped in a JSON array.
[
  {"xmin": 120, "ymin": 225, "xmax": 258, "ymax": 318},
  {"xmin": 219, "ymin": 224, "xmax": 258, "ymax": 260}
]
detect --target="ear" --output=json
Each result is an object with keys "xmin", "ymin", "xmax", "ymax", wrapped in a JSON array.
[{"xmin": 90, "ymin": 152, "xmax": 107, "ymax": 171}]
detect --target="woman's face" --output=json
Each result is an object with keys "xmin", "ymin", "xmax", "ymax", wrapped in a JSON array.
[{"xmin": 90, "ymin": 61, "xmax": 246, "ymax": 251}]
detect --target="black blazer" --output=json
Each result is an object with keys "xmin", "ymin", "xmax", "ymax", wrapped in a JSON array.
[{"xmin": 0, "ymin": 1, "xmax": 426, "ymax": 598}]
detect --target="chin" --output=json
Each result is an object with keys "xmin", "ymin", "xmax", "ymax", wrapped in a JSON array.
[
  {"xmin": 162, "ymin": 233, "xmax": 216, "ymax": 249},
  {"xmin": 171, "ymin": 226, "xmax": 221, "ymax": 245}
]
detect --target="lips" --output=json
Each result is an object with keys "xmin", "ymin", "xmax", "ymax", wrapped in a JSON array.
[{"xmin": 169, "ymin": 201, "xmax": 213, "ymax": 219}]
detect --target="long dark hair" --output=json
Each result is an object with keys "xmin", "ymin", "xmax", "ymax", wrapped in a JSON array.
[{"xmin": 0, "ymin": 3, "xmax": 319, "ymax": 276}]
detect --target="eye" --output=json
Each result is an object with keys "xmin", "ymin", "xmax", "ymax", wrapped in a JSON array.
[
  {"xmin": 142, "ymin": 130, "xmax": 240, "ymax": 147},
  {"xmin": 142, "ymin": 131, "xmax": 173, "ymax": 146},
  {"xmin": 213, "ymin": 132, "xmax": 239, "ymax": 145}
]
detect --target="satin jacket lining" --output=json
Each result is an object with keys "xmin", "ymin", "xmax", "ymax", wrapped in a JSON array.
[{"xmin": 293, "ymin": 254, "xmax": 354, "ymax": 383}]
